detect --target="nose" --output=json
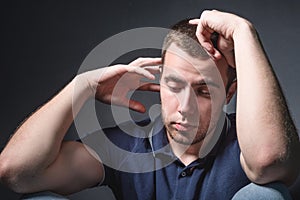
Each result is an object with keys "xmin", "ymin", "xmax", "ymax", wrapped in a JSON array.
[{"xmin": 178, "ymin": 87, "xmax": 197, "ymax": 116}]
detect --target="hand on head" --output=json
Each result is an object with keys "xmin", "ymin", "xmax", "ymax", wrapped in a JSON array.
[
  {"xmin": 189, "ymin": 10, "xmax": 251, "ymax": 68},
  {"xmin": 79, "ymin": 57, "xmax": 162, "ymax": 113}
]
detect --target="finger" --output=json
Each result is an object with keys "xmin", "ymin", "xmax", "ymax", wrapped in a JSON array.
[
  {"xmin": 111, "ymin": 96, "xmax": 146, "ymax": 113},
  {"xmin": 211, "ymin": 50, "xmax": 222, "ymax": 60},
  {"xmin": 143, "ymin": 65, "xmax": 161, "ymax": 75},
  {"xmin": 188, "ymin": 18, "xmax": 200, "ymax": 25},
  {"xmin": 127, "ymin": 65, "xmax": 161, "ymax": 80},
  {"xmin": 195, "ymin": 27, "xmax": 221, "ymax": 60},
  {"xmin": 128, "ymin": 99, "xmax": 146, "ymax": 113},
  {"xmin": 193, "ymin": 17, "xmax": 214, "ymax": 53},
  {"xmin": 217, "ymin": 35, "xmax": 235, "ymax": 67},
  {"xmin": 194, "ymin": 18, "xmax": 222, "ymax": 61},
  {"xmin": 197, "ymin": 30, "xmax": 214, "ymax": 51},
  {"xmin": 137, "ymin": 83, "xmax": 160, "ymax": 92},
  {"xmin": 128, "ymin": 66, "xmax": 156, "ymax": 80},
  {"xmin": 129, "ymin": 57, "xmax": 162, "ymax": 67}
]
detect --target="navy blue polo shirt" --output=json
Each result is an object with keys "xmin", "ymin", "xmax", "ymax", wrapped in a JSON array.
[{"xmin": 83, "ymin": 114, "xmax": 250, "ymax": 200}]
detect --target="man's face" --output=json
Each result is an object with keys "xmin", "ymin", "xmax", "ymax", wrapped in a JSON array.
[{"xmin": 160, "ymin": 43, "xmax": 230, "ymax": 146}]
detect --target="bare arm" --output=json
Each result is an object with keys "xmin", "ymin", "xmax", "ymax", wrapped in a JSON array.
[
  {"xmin": 0, "ymin": 57, "xmax": 161, "ymax": 194},
  {"xmin": 0, "ymin": 77, "xmax": 103, "ymax": 194},
  {"xmin": 191, "ymin": 10, "xmax": 300, "ymax": 184},
  {"xmin": 232, "ymin": 19, "xmax": 299, "ymax": 185}
]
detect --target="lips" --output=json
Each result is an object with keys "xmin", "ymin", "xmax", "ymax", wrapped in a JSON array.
[{"xmin": 173, "ymin": 122, "xmax": 198, "ymax": 132}]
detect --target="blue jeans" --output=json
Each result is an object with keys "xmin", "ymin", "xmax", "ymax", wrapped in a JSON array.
[
  {"xmin": 232, "ymin": 182, "xmax": 292, "ymax": 200},
  {"xmin": 21, "ymin": 191, "xmax": 69, "ymax": 199},
  {"xmin": 21, "ymin": 182, "xmax": 292, "ymax": 200}
]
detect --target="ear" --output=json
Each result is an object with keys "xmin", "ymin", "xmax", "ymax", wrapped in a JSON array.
[{"xmin": 225, "ymin": 81, "xmax": 237, "ymax": 104}]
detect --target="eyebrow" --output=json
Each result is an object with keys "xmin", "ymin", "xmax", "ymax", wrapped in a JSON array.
[
  {"xmin": 164, "ymin": 75, "xmax": 186, "ymax": 85},
  {"xmin": 192, "ymin": 79, "xmax": 220, "ymax": 89},
  {"xmin": 164, "ymin": 74, "xmax": 220, "ymax": 88}
]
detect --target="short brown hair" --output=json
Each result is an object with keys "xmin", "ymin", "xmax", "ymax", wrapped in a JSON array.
[
  {"xmin": 161, "ymin": 18, "xmax": 236, "ymax": 92},
  {"xmin": 162, "ymin": 18, "xmax": 209, "ymax": 63}
]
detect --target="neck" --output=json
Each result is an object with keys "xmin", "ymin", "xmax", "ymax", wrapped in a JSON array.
[{"xmin": 167, "ymin": 134, "xmax": 203, "ymax": 166}]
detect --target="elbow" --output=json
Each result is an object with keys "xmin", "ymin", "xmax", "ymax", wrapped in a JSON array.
[
  {"xmin": 240, "ymin": 152, "xmax": 275, "ymax": 184},
  {"xmin": 241, "ymin": 148, "xmax": 298, "ymax": 185},
  {"xmin": 0, "ymin": 158, "xmax": 28, "ymax": 193}
]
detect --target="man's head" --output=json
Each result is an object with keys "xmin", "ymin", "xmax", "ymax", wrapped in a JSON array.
[
  {"xmin": 160, "ymin": 19, "xmax": 237, "ymax": 147},
  {"xmin": 161, "ymin": 19, "xmax": 236, "ymax": 92}
]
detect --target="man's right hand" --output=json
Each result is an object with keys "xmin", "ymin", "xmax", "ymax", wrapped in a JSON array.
[{"xmin": 77, "ymin": 57, "xmax": 161, "ymax": 113}]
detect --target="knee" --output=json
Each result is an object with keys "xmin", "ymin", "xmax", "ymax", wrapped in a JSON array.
[
  {"xmin": 232, "ymin": 182, "xmax": 292, "ymax": 200},
  {"xmin": 21, "ymin": 191, "xmax": 69, "ymax": 200}
]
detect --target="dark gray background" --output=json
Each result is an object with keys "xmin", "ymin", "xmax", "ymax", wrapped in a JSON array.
[{"xmin": 1, "ymin": 0, "xmax": 299, "ymax": 199}]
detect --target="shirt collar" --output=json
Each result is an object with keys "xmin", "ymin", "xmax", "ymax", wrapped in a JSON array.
[{"xmin": 148, "ymin": 116, "xmax": 174, "ymax": 158}]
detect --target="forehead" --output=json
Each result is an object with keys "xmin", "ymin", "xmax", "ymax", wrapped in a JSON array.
[{"xmin": 162, "ymin": 44, "xmax": 228, "ymax": 84}]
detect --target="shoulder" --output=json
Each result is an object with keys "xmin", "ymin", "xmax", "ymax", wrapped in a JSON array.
[
  {"xmin": 103, "ymin": 118, "xmax": 152, "ymax": 152},
  {"xmin": 81, "ymin": 118, "xmax": 153, "ymax": 155}
]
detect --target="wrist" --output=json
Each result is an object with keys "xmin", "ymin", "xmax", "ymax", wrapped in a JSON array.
[
  {"xmin": 72, "ymin": 74, "xmax": 95, "ymax": 100},
  {"xmin": 232, "ymin": 19, "xmax": 257, "ymax": 41}
]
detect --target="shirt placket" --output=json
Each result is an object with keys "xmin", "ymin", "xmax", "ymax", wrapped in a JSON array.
[{"xmin": 174, "ymin": 165, "xmax": 193, "ymax": 200}]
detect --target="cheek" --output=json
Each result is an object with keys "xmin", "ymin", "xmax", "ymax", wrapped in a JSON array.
[
  {"xmin": 200, "ymin": 95, "xmax": 225, "ymax": 125},
  {"xmin": 197, "ymin": 99, "xmax": 212, "ymax": 119},
  {"xmin": 160, "ymin": 88, "xmax": 178, "ymax": 112}
]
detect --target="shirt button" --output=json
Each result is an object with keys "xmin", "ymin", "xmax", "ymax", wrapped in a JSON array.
[{"xmin": 181, "ymin": 171, "xmax": 187, "ymax": 177}]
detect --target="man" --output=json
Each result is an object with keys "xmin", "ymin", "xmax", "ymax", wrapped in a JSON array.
[{"xmin": 0, "ymin": 10, "xmax": 299, "ymax": 199}]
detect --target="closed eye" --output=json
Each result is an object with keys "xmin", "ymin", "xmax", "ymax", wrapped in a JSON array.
[
  {"xmin": 167, "ymin": 82, "xmax": 184, "ymax": 93},
  {"xmin": 197, "ymin": 89, "xmax": 210, "ymax": 96},
  {"xmin": 164, "ymin": 76, "xmax": 186, "ymax": 93},
  {"xmin": 196, "ymin": 87, "xmax": 210, "ymax": 97}
]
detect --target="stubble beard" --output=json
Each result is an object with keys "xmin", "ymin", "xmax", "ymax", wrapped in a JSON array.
[
  {"xmin": 161, "ymin": 111, "xmax": 209, "ymax": 146},
  {"xmin": 168, "ymin": 128, "xmax": 207, "ymax": 145}
]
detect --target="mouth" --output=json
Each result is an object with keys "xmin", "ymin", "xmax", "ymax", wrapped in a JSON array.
[{"xmin": 172, "ymin": 122, "xmax": 198, "ymax": 132}]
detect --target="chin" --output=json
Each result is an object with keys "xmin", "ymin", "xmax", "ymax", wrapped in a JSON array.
[{"xmin": 168, "ymin": 130, "xmax": 206, "ymax": 146}]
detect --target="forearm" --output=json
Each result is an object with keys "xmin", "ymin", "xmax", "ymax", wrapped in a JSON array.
[
  {"xmin": 0, "ymin": 76, "xmax": 91, "ymax": 178},
  {"xmin": 234, "ymin": 22, "xmax": 299, "ymax": 183}
]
